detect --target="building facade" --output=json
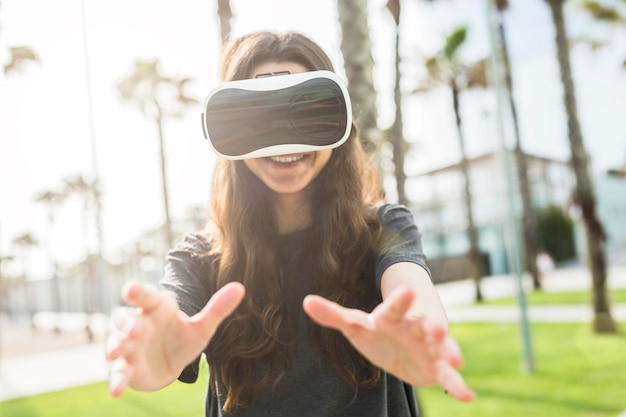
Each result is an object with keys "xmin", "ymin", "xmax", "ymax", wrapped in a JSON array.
[{"xmin": 405, "ymin": 150, "xmax": 620, "ymax": 277}]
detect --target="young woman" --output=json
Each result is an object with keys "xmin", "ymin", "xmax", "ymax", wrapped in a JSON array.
[{"xmin": 106, "ymin": 31, "xmax": 475, "ymax": 417}]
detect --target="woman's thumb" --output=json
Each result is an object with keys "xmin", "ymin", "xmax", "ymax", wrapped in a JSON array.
[{"xmin": 191, "ymin": 282, "xmax": 245, "ymax": 336}]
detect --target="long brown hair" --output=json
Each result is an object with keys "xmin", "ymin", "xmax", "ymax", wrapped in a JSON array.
[{"xmin": 205, "ymin": 31, "xmax": 384, "ymax": 412}]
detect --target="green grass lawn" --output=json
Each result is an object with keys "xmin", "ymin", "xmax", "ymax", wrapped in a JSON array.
[
  {"xmin": 3, "ymin": 321, "xmax": 625, "ymax": 417},
  {"xmin": 0, "ymin": 377, "xmax": 208, "ymax": 417},
  {"xmin": 478, "ymin": 288, "xmax": 626, "ymax": 306},
  {"xmin": 419, "ymin": 321, "xmax": 626, "ymax": 417}
]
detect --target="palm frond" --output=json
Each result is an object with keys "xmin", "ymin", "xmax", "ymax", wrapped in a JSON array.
[
  {"xmin": 579, "ymin": 0, "xmax": 624, "ymax": 23},
  {"xmin": 176, "ymin": 78, "xmax": 200, "ymax": 106},
  {"xmin": 12, "ymin": 232, "xmax": 38, "ymax": 247},
  {"xmin": 4, "ymin": 46, "xmax": 40, "ymax": 74},
  {"xmin": 443, "ymin": 26, "xmax": 467, "ymax": 61},
  {"xmin": 569, "ymin": 35, "xmax": 608, "ymax": 51},
  {"xmin": 116, "ymin": 58, "xmax": 198, "ymax": 117},
  {"xmin": 465, "ymin": 57, "xmax": 490, "ymax": 89}
]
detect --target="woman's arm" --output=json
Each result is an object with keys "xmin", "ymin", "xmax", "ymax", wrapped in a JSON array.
[
  {"xmin": 106, "ymin": 281, "xmax": 245, "ymax": 397},
  {"xmin": 303, "ymin": 261, "xmax": 475, "ymax": 402},
  {"xmin": 380, "ymin": 262, "xmax": 448, "ymax": 330}
]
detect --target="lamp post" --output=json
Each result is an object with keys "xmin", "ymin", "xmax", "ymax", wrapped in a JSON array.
[
  {"xmin": 485, "ymin": 0, "xmax": 535, "ymax": 373},
  {"xmin": 80, "ymin": 0, "xmax": 109, "ymax": 319}
]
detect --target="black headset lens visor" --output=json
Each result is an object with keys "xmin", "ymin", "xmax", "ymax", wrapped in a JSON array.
[{"xmin": 201, "ymin": 72, "xmax": 351, "ymax": 160}]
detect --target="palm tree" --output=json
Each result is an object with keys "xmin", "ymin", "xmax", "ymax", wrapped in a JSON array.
[
  {"xmin": 216, "ymin": 0, "xmax": 233, "ymax": 44},
  {"xmin": 336, "ymin": 0, "xmax": 382, "ymax": 162},
  {"xmin": 544, "ymin": 0, "xmax": 617, "ymax": 333},
  {"xmin": 493, "ymin": 0, "xmax": 541, "ymax": 289},
  {"xmin": 385, "ymin": 0, "xmax": 409, "ymax": 206},
  {"xmin": 116, "ymin": 59, "xmax": 199, "ymax": 249},
  {"xmin": 414, "ymin": 26, "xmax": 489, "ymax": 302},
  {"xmin": 34, "ymin": 189, "xmax": 66, "ymax": 333},
  {"xmin": 11, "ymin": 232, "xmax": 37, "ymax": 278}
]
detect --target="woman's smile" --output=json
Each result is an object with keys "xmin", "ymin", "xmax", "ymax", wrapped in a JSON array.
[
  {"xmin": 266, "ymin": 153, "xmax": 309, "ymax": 166},
  {"xmin": 244, "ymin": 150, "xmax": 331, "ymax": 195}
]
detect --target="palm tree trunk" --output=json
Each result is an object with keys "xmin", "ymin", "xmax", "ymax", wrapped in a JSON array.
[
  {"xmin": 79, "ymin": 200, "xmax": 94, "ymax": 341},
  {"xmin": 545, "ymin": 0, "xmax": 616, "ymax": 333},
  {"xmin": 336, "ymin": 0, "xmax": 380, "ymax": 159},
  {"xmin": 451, "ymin": 80, "xmax": 483, "ymax": 302},
  {"xmin": 45, "ymin": 213, "xmax": 62, "ymax": 334},
  {"xmin": 155, "ymin": 112, "xmax": 174, "ymax": 249},
  {"xmin": 92, "ymin": 186, "xmax": 106, "ymax": 312},
  {"xmin": 216, "ymin": 0, "xmax": 232, "ymax": 44},
  {"xmin": 495, "ymin": 9, "xmax": 541, "ymax": 289},
  {"xmin": 51, "ymin": 263, "xmax": 62, "ymax": 334}
]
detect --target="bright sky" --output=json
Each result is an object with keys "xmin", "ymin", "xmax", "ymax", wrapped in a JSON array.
[{"xmin": 1, "ymin": 0, "xmax": 625, "ymax": 278}]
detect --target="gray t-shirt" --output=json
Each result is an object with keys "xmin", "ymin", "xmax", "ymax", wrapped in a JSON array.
[{"xmin": 160, "ymin": 203, "xmax": 430, "ymax": 417}]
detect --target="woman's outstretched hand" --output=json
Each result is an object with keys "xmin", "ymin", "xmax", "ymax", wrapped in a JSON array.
[
  {"xmin": 106, "ymin": 281, "xmax": 245, "ymax": 397},
  {"xmin": 303, "ymin": 286, "xmax": 475, "ymax": 402}
]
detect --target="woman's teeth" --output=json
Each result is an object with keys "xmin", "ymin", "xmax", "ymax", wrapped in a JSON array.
[{"xmin": 269, "ymin": 155, "xmax": 304, "ymax": 163}]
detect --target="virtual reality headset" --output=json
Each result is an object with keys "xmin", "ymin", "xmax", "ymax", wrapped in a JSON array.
[{"xmin": 201, "ymin": 70, "xmax": 352, "ymax": 160}]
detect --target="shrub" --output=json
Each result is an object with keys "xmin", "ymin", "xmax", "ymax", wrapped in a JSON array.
[{"xmin": 535, "ymin": 205, "xmax": 576, "ymax": 263}]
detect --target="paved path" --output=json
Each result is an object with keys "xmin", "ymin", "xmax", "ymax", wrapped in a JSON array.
[
  {"xmin": 446, "ymin": 303, "xmax": 626, "ymax": 323},
  {"xmin": 1, "ymin": 264, "xmax": 625, "ymax": 402},
  {"xmin": 437, "ymin": 264, "xmax": 626, "ymax": 309},
  {"xmin": 439, "ymin": 265, "xmax": 626, "ymax": 322},
  {"xmin": 0, "ymin": 343, "xmax": 109, "ymax": 402}
]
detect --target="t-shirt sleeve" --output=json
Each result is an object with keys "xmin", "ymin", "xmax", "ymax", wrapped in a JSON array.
[
  {"xmin": 160, "ymin": 233, "xmax": 214, "ymax": 316},
  {"xmin": 159, "ymin": 232, "xmax": 215, "ymax": 383},
  {"xmin": 374, "ymin": 203, "xmax": 431, "ymax": 293}
]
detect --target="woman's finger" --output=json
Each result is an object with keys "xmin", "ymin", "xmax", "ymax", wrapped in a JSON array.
[
  {"xmin": 403, "ymin": 314, "xmax": 426, "ymax": 340},
  {"xmin": 111, "ymin": 306, "xmax": 138, "ymax": 336},
  {"xmin": 192, "ymin": 282, "xmax": 246, "ymax": 335},
  {"xmin": 441, "ymin": 336, "xmax": 465, "ymax": 368},
  {"xmin": 419, "ymin": 315, "xmax": 448, "ymax": 341},
  {"xmin": 303, "ymin": 295, "xmax": 371, "ymax": 334},
  {"xmin": 374, "ymin": 286, "xmax": 414, "ymax": 322},
  {"xmin": 108, "ymin": 358, "xmax": 132, "ymax": 398},
  {"xmin": 106, "ymin": 334, "xmax": 123, "ymax": 361},
  {"xmin": 122, "ymin": 281, "xmax": 163, "ymax": 312},
  {"xmin": 105, "ymin": 333, "xmax": 138, "ymax": 362},
  {"xmin": 436, "ymin": 361, "xmax": 475, "ymax": 402}
]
